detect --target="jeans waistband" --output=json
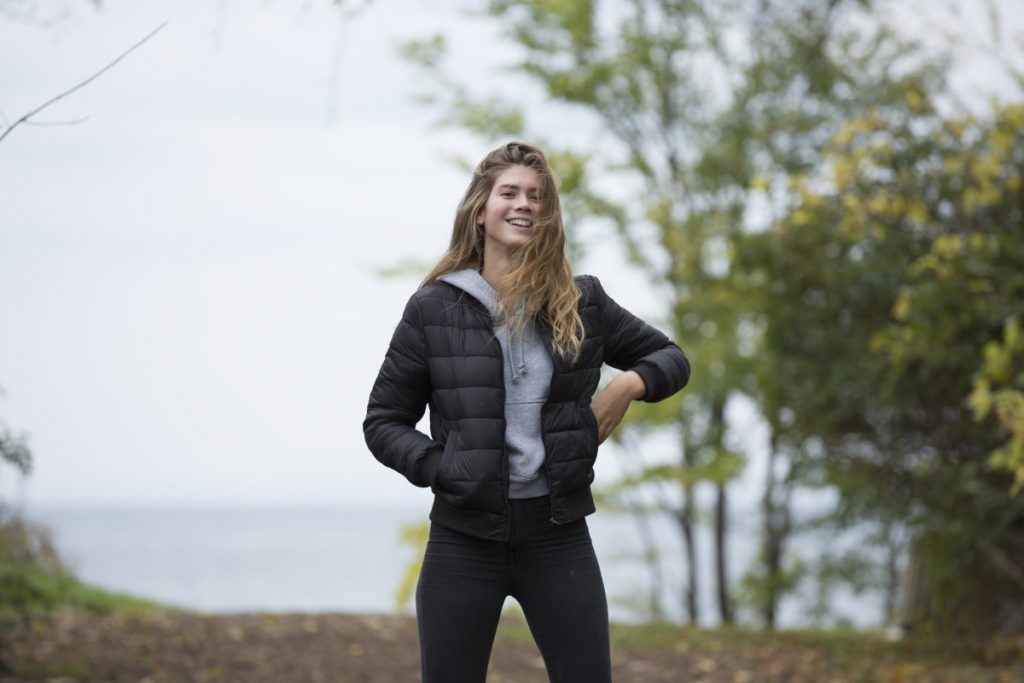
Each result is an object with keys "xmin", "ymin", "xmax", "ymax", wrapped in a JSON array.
[{"xmin": 509, "ymin": 494, "xmax": 556, "ymax": 533}]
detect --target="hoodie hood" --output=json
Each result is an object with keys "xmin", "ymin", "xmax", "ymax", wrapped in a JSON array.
[{"xmin": 438, "ymin": 267, "xmax": 501, "ymax": 316}]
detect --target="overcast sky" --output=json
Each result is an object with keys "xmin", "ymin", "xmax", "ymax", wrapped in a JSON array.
[
  {"xmin": 0, "ymin": 0, "xmax": 629, "ymax": 508},
  {"xmin": 1, "ymin": 0, "xmax": 1021, "ymax": 509}
]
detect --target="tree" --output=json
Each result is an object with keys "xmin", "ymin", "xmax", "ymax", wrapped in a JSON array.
[
  {"xmin": 746, "ymin": 101, "xmax": 1024, "ymax": 636},
  {"xmin": 402, "ymin": 0, "xmax": 948, "ymax": 627},
  {"xmin": 0, "ymin": 421, "xmax": 31, "ymax": 482}
]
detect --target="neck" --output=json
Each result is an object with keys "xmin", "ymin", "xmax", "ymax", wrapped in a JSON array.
[{"xmin": 481, "ymin": 243, "xmax": 514, "ymax": 292}]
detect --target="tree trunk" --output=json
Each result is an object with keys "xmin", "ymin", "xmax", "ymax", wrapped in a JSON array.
[
  {"xmin": 896, "ymin": 539, "xmax": 931, "ymax": 636},
  {"xmin": 882, "ymin": 521, "xmax": 901, "ymax": 628},
  {"xmin": 710, "ymin": 396, "xmax": 733, "ymax": 625},
  {"xmin": 617, "ymin": 441, "xmax": 667, "ymax": 622},
  {"xmin": 676, "ymin": 423, "xmax": 700, "ymax": 626},
  {"xmin": 633, "ymin": 501, "xmax": 666, "ymax": 622},
  {"xmin": 677, "ymin": 493, "xmax": 699, "ymax": 625},
  {"xmin": 762, "ymin": 477, "xmax": 780, "ymax": 628},
  {"xmin": 715, "ymin": 482, "xmax": 733, "ymax": 624},
  {"xmin": 761, "ymin": 433, "xmax": 781, "ymax": 629}
]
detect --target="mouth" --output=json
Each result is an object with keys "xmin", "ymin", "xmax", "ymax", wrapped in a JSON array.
[{"xmin": 506, "ymin": 218, "xmax": 533, "ymax": 229}]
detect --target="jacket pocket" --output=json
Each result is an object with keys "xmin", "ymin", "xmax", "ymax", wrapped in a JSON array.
[
  {"xmin": 582, "ymin": 399, "xmax": 599, "ymax": 444},
  {"xmin": 435, "ymin": 429, "xmax": 458, "ymax": 491}
]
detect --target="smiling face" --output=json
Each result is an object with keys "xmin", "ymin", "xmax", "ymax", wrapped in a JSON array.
[{"xmin": 476, "ymin": 165, "xmax": 542, "ymax": 258}]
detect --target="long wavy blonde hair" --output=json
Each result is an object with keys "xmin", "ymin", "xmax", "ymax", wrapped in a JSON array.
[{"xmin": 423, "ymin": 141, "xmax": 583, "ymax": 362}]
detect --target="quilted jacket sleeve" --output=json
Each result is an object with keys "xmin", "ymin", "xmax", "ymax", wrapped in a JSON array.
[
  {"xmin": 363, "ymin": 293, "xmax": 443, "ymax": 488},
  {"xmin": 589, "ymin": 275, "xmax": 691, "ymax": 402}
]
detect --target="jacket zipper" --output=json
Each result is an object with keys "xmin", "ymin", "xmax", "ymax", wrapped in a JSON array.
[
  {"xmin": 485, "ymin": 301, "xmax": 513, "ymax": 542},
  {"xmin": 540, "ymin": 325, "xmax": 561, "ymax": 525},
  {"xmin": 540, "ymin": 396, "xmax": 560, "ymax": 525}
]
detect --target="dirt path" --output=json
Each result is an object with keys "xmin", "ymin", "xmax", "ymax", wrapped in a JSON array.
[{"xmin": 3, "ymin": 611, "xmax": 1021, "ymax": 682}]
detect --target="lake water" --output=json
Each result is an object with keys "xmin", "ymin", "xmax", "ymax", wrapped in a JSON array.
[{"xmin": 27, "ymin": 502, "xmax": 882, "ymax": 628}]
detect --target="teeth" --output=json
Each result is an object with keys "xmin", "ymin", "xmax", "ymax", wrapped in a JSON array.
[{"xmin": 507, "ymin": 218, "xmax": 532, "ymax": 228}]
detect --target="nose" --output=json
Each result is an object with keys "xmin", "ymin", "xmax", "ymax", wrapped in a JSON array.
[{"xmin": 514, "ymin": 195, "xmax": 532, "ymax": 212}]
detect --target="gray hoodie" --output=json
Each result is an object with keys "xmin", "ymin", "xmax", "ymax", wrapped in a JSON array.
[{"xmin": 438, "ymin": 268, "xmax": 552, "ymax": 499}]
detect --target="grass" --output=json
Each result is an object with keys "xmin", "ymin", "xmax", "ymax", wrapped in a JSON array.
[
  {"xmin": 0, "ymin": 566, "xmax": 174, "ymax": 618},
  {"xmin": 1, "ymin": 512, "xmax": 173, "ymax": 618},
  {"xmin": 495, "ymin": 616, "xmax": 1024, "ymax": 674},
  {"xmin": 45, "ymin": 573, "xmax": 175, "ymax": 614},
  {"xmin": 1, "ymin": 568, "xmax": 176, "ymax": 678},
  {"xmin": 3, "ymin": 604, "xmax": 1021, "ymax": 682}
]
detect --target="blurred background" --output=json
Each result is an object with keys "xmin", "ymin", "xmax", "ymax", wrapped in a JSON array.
[{"xmin": 2, "ymin": 0, "xmax": 1023, "ymax": 639}]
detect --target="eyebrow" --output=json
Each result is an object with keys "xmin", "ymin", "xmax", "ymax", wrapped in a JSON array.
[{"xmin": 496, "ymin": 184, "xmax": 539, "ymax": 192}]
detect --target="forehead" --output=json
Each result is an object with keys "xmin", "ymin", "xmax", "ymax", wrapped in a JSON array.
[{"xmin": 492, "ymin": 165, "xmax": 541, "ymax": 191}]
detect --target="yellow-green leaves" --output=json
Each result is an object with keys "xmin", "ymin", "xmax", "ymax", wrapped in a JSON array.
[
  {"xmin": 891, "ymin": 292, "xmax": 911, "ymax": 322},
  {"xmin": 971, "ymin": 317, "xmax": 1024, "ymax": 494},
  {"xmin": 393, "ymin": 520, "xmax": 429, "ymax": 612}
]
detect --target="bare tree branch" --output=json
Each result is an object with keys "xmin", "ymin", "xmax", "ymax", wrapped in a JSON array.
[
  {"xmin": 0, "ymin": 21, "xmax": 167, "ymax": 145},
  {"xmin": 210, "ymin": 0, "xmax": 228, "ymax": 52},
  {"xmin": 0, "ymin": 1, "xmax": 70, "ymax": 28},
  {"xmin": 25, "ymin": 116, "xmax": 92, "ymax": 127},
  {"xmin": 325, "ymin": 0, "xmax": 372, "ymax": 125}
]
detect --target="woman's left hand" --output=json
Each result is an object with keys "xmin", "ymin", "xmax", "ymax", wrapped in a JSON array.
[{"xmin": 590, "ymin": 370, "xmax": 646, "ymax": 445}]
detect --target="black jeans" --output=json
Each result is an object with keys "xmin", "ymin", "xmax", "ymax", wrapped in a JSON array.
[{"xmin": 415, "ymin": 496, "xmax": 611, "ymax": 683}]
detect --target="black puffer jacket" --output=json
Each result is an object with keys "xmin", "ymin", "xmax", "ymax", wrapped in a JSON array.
[{"xmin": 363, "ymin": 274, "xmax": 690, "ymax": 541}]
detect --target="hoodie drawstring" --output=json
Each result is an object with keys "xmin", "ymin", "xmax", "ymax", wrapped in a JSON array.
[
  {"xmin": 440, "ymin": 269, "xmax": 532, "ymax": 386},
  {"xmin": 504, "ymin": 325, "xmax": 528, "ymax": 384}
]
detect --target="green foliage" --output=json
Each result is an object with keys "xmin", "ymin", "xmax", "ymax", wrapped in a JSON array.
[
  {"xmin": 0, "ymin": 415, "xmax": 46, "ymax": 626},
  {"xmin": 0, "ymin": 404, "xmax": 162, "ymax": 658},
  {"xmin": 971, "ymin": 315, "xmax": 1024, "ymax": 494},
  {"xmin": 372, "ymin": 258, "xmax": 432, "ymax": 279},
  {"xmin": 738, "ymin": 549, "xmax": 805, "ymax": 627},
  {"xmin": 400, "ymin": 0, "xmax": 1024, "ymax": 634},
  {"xmin": 398, "ymin": 34, "xmax": 446, "ymax": 72},
  {"xmin": 750, "ymin": 102, "xmax": 1024, "ymax": 636},
  {"xmin": 802, "ymin": 549, "xmax": 881, "ymax": 628},
  {"xmin": 602, "ymin": 449, "xmax": 745, "ymax": 492},
  {"xmin": 0, "ymin": 511, "xmax": 67, "ymax": 619},
  {"xmin": 0, "ymin": 422, "xmax": 32, "ymax": 478},
  {"xmin": 394, "ymin": 520, "xmax": 428, "ymax": 613},
  {"xmin": 49, "ymin": 576, "xmax": 170, "ymax": 614},
  {"xmin": 0, "ymin": 510, "xmax": 167, "ymax": 620}
]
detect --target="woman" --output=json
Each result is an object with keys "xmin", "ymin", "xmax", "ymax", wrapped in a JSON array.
[{"xmin": 363, "ymin": 141, "xmax": 690, "ymax": 682}]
